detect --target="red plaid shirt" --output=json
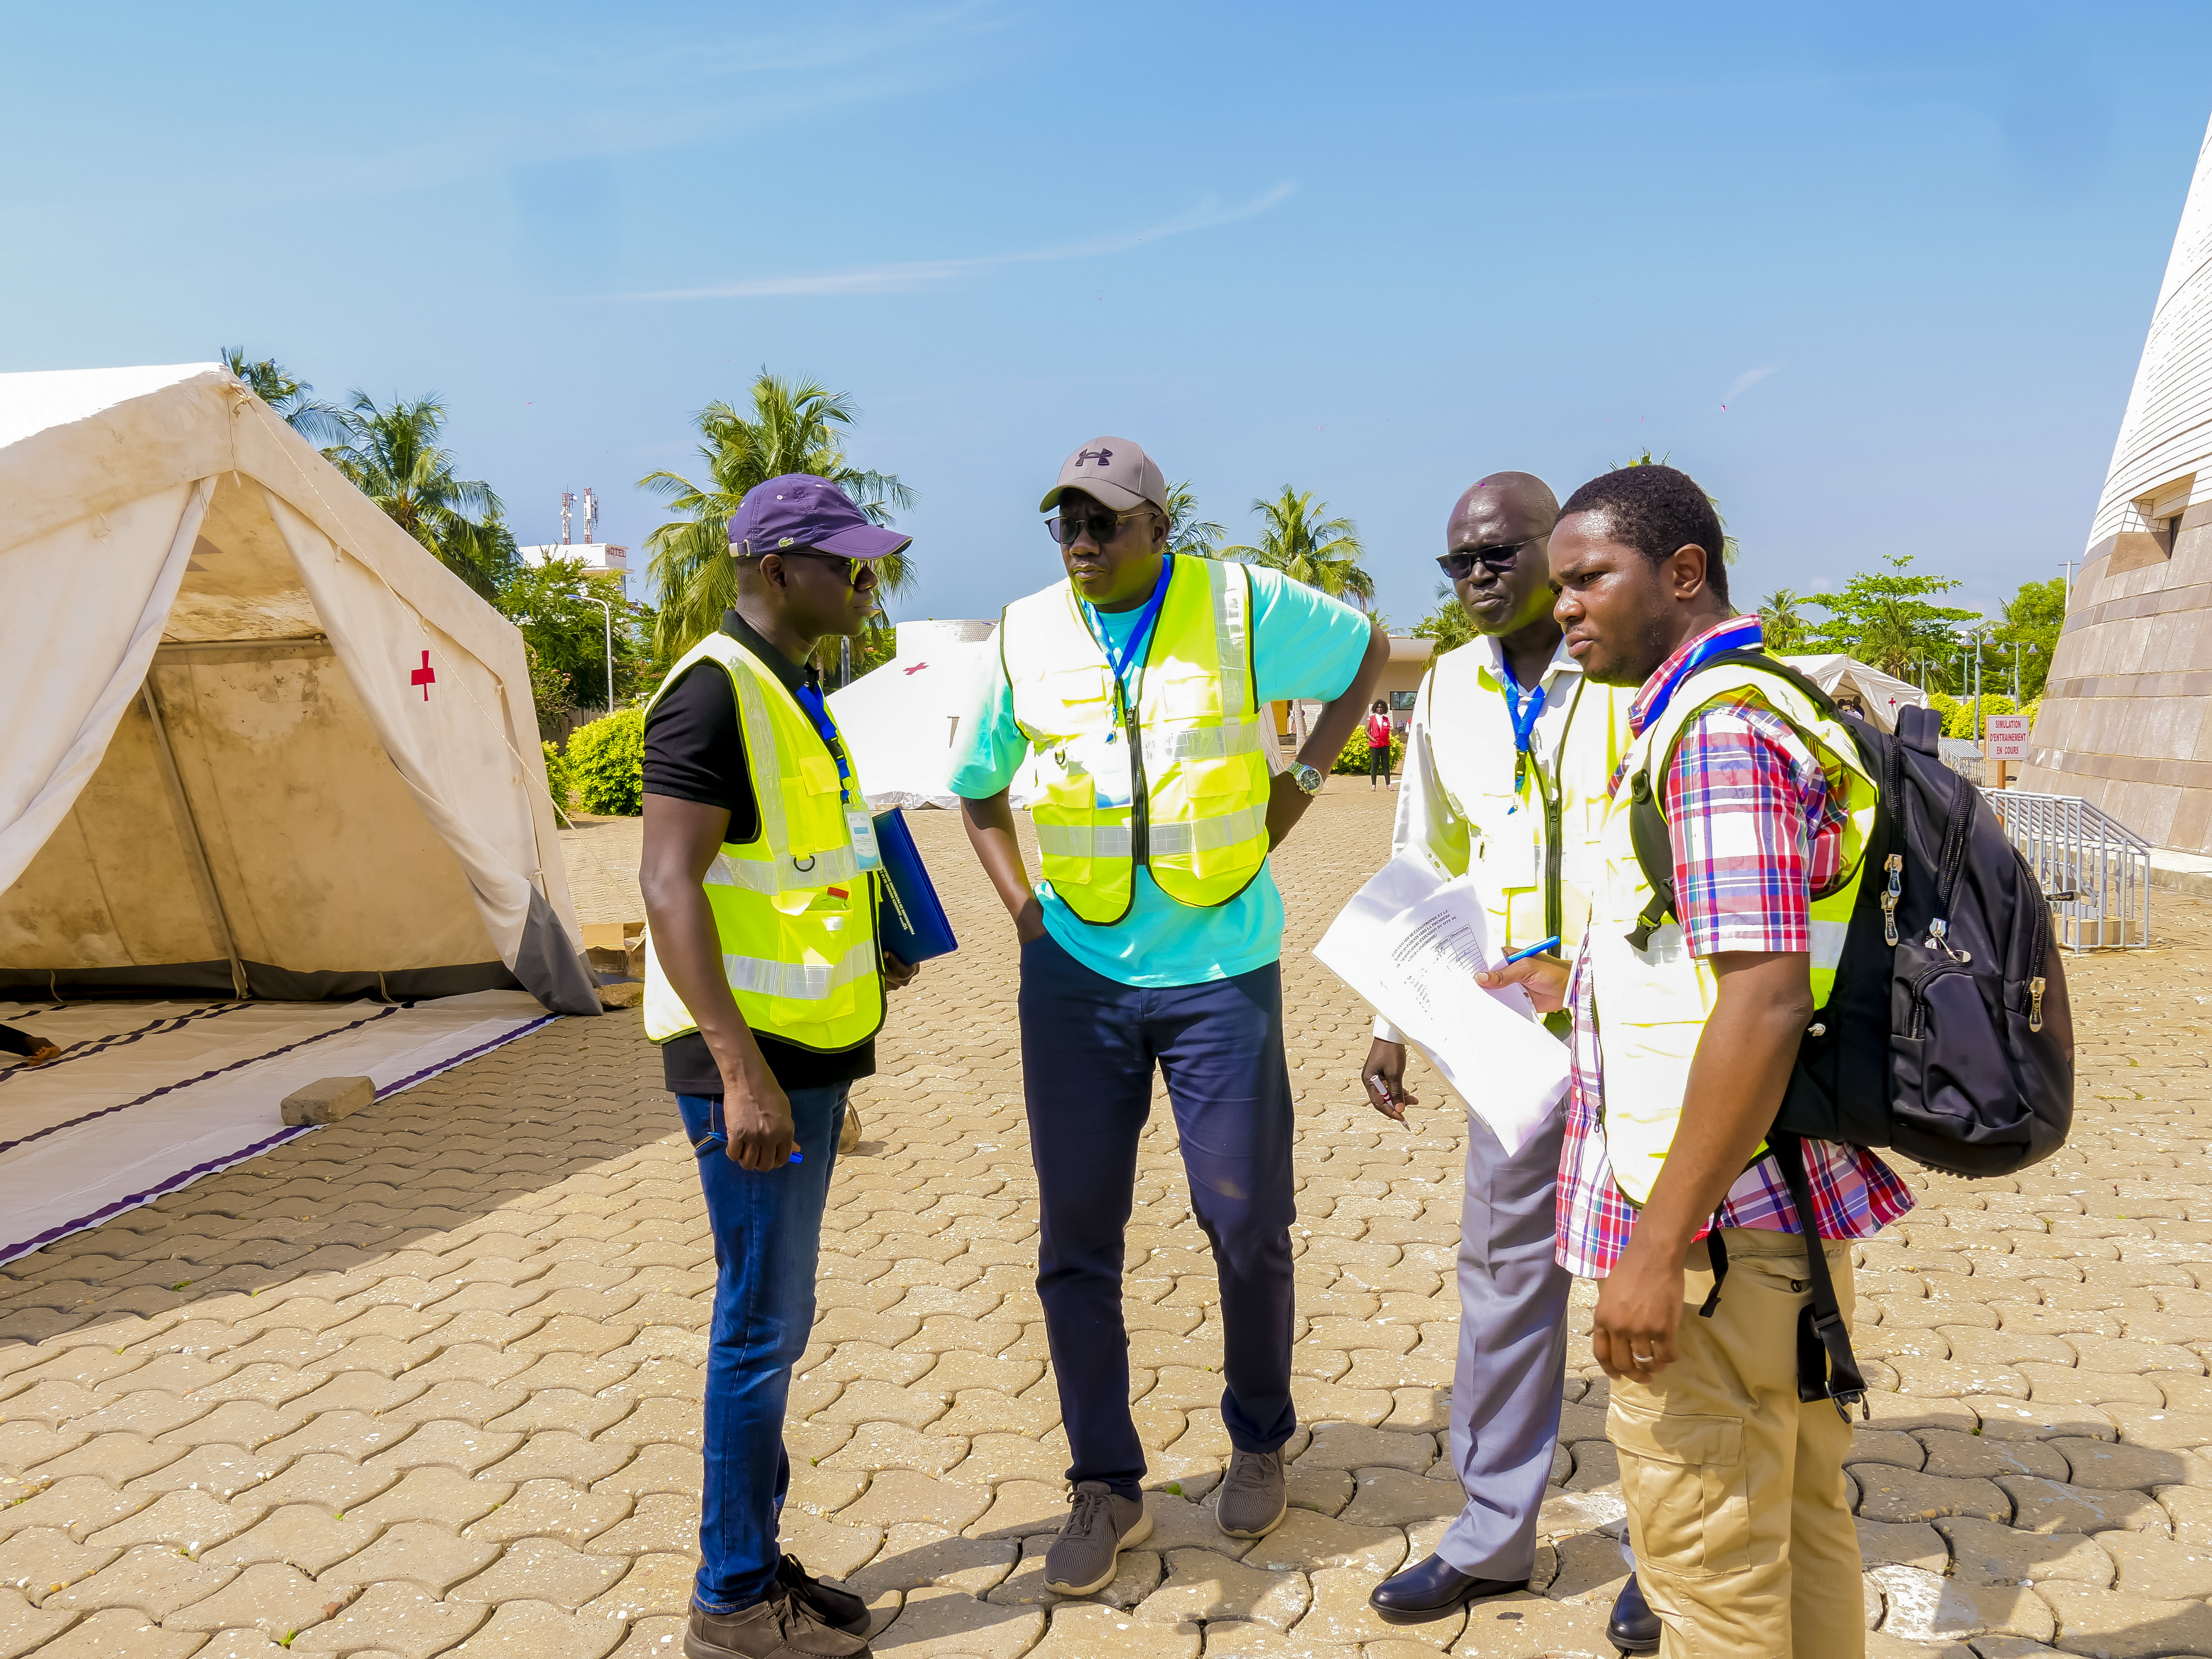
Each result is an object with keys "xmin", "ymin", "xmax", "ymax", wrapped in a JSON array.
[{"xmin": 1555, "ymin": 622, "xmax": 1913, "ymax": 1278}]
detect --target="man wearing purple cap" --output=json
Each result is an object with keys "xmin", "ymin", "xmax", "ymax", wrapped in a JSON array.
[
  {"xmin": 954, "ymin": 438, "xmax": 1389, "ymax": 1596},
  {"xmin": 640, "ymin": 475, "xmax": 919, "ymax": 1658}
]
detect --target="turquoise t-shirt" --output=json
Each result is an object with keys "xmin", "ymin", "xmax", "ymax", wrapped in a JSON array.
[{"xmin": 950, "ymin": 559, "xmax": 1373, "ymax": 987}]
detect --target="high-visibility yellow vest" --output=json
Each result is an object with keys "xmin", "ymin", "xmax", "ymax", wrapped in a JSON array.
[
  {"xmin": 642, "ymin": 632, "xmax": 886, "ymax": 1054},
  {"xmin": 1417, "ymin": 643, "xmax": 1634, "ymax": 957},
  {"xmin": 1589, "ymin": 658, "xmax": 1878, "ymax": 1204},
  {"xmin": 1000, "ymin": 556, "xmax": 1274, "ymax": 923}
]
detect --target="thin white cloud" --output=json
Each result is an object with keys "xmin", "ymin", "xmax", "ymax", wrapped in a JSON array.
[
  {"xmin": 1723, "ymin": 362, "xmax": 1782, "ymax": 404},
  {"xmin": 626, "ymin": 184, "xmax": 1298, "ymax": 301}
]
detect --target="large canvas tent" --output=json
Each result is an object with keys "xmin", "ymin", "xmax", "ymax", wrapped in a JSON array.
[
  {"xmin": 0, "ymin": 363, "xmax": 599, "ymax": 1014},
  {"xmin": 1782, "ymin": 653, "xmax": 1927, "ymax": 734}
]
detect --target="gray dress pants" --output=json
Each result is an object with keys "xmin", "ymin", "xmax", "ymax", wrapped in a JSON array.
[{"xmin": 1436, "ymin": 1103, "xmax": 1572, "ymax": 1580}]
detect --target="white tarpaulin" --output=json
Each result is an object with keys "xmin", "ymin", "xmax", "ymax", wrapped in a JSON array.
[
  {"xmin": 0, "ymin": 363, "xmax": 597, "ymax": 1013},
  {"xmin": 830, "ymin": 619, "xmax": 1005, "ymax": 810},
  {"xmin": 1782, "ymin": 653, "xmax": 1927, "ymax": 734},
  {"xmin": 0, "ymin": 992, "xmax": 552, "ymax": 1265}
]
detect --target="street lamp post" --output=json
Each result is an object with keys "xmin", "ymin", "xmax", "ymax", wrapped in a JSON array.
[{"xmin": 586, "ymin": 594, "xmax": 614, "ymax": 713}]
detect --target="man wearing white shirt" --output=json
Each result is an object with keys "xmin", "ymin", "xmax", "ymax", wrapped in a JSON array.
[{"xmin": 1360, "ymin": 474, "xmax": 1648, "ymax": 1648}]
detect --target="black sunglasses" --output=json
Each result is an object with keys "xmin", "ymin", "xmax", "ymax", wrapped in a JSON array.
[
  {"xmin": 1436, "ymin": 539, "xmax": 1536, "ymax": 580},
  {"xmin": 1046, "ymin": 507, "xmax": 1147, "ymax": 548},
  {"xmin": 767, "ymin": 548, "xmax": 875, "ymax": 588}
]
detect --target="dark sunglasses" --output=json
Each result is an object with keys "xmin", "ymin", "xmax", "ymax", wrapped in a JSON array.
[
  {"xmin": 771, "ymin": 548, "xmax": 876, "ymax": 588},
  {"xmin": 1046, "ymin": 507, "xmax": 1146, "ymax": 548},
  {"xmin": 1436, "ymin": 539, "xmax": 1536, "ymax": 580}
]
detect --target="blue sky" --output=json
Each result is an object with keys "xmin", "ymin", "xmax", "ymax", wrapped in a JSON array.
[{"xmin": 6, "ymin": 1, "xmax": 2207, "ymax": 630}]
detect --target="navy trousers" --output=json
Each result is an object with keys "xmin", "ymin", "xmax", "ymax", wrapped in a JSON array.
[{"xmin": 1018, "ymin": 931, "xmax": 1298, "ymax": 1500}]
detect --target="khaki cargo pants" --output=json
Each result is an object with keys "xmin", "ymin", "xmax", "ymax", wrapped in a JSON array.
[{"xmin": 1607, "ymin": 1228, "xmax": 1863, "ymax": 1659}]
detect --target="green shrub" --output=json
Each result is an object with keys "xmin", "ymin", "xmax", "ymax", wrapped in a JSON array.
[
  {"xmin": 1333, "ymin": 725, "xmax": 1405, "ymax": 776},
  {"xmin": 540, "ymin": 741, "xmax": 575, "ymax": 814},
  {"xmin": 1927, "ymin": 691, "xmax": 2017, "ymax": 740},
  {"xmin": 567, "ymin": 707, "xmax": 645, "ymax": 815}
]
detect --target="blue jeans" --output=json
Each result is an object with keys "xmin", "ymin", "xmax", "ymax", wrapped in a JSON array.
[
  {"xmin": 1018, "ymin": 931, "xmax": 1298, "ymax": 1500},
  {"xmin": 677, "ymin": 1084, "xmax": 848, "ymax": 1614}
]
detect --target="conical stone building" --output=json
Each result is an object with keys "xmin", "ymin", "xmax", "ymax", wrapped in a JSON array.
[{"xmin": 2021, "ymin": 113, "xmax": 2212, "ymax": 851}]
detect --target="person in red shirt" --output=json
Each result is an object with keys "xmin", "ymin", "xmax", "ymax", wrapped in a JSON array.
[{"xmin": 1364, "ymin": 699, "xmax": 1396, "ymax": 788}]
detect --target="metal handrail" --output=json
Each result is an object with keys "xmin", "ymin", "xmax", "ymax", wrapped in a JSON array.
[{"xmin": 1981, "ymin": 788, "xmax": 2150, "ymax": 950}]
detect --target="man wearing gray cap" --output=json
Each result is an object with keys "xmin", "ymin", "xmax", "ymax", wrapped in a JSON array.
[{"xmin": 955, "ymin": 437, "xmax": 1389, "ymax": 1596}]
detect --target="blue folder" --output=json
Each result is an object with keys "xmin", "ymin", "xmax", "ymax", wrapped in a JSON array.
[{"xmin": 873, "ymin": 808, "xmax": 958, "ymax": 964}]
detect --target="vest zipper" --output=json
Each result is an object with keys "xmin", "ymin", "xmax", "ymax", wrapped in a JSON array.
[
  {"xmin": 1538, "ymin": 678, "xmax": 1588, "ymax": 946},
  {"xmin": 1123, "ymin": 680, "xmax": 1150, "ymax": 868}
]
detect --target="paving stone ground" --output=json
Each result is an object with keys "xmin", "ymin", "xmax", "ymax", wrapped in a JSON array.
[{"xmin": 4, "ymin": 787, "xmax": 2212, "ymax": 1658}]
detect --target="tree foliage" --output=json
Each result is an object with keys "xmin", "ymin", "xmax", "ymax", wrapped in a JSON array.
[
  {"xmin": 1803, "ymin": 554, "xmax": 1980, "ymax": 679},
  {"xmin": 1410, "ymin": 583, "xmax": 1476, "ymax": 653},
  {"xmin": 1995, "ymin": 577, "xmax": 2065, "ymax": 702},
  {"xmin": 325, "ymin": 392, "xmax": 512, "ymax": 598},
  {"xmin": 1221, "ymin": 486, "xmax": 1374, "ymax": 608},
  {"xmin": 640, "ymin": 372, "xmax": 913, "ymax": 665},
  {"xmin": 496, "ymin": 555, "xmax": 651, "ymax": 714},
  {"xmin": 1164, "ymin": 480, "xmax": 1227, "ymax": 559},
  {"xmin": 221, "ymin": 346, "xmax": 349, "ymax": 445},
  {"xmin": 1759, "ymin": 588, "xmax": 1808, "ymax": 653}
]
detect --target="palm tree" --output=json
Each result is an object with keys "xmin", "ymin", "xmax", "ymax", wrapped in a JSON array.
[
  {"xmin": 221, "ymin": 346, "xmax": 348, "ymax": 445},
  {"xmin": 1220, "ymin": 486, "xmax": 1374, "ymax": 609},
  {"xmin": 1760, "ymin": 588, "xmax": 1806, "ymax": 652},
  {"xmin": 640, "ymin": 372, "xmax": 914, "ymax": 663},
  {"xmin": 325, "ymin": 393, "xmax": 509, "ymax": 598},
  {"xmin": 1163, "ymin": 480, "xmax": 1227, "ymax": 559}
]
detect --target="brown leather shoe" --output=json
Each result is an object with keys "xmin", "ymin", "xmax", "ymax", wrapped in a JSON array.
[{"xmin": 683, "ymin": 1591, "xmax": 871, "ymax": 1658}]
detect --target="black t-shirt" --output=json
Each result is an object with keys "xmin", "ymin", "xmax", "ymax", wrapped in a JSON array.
[{"xmin": 642, "ymin": 611, "xmax": 876, "ymax": 1097}]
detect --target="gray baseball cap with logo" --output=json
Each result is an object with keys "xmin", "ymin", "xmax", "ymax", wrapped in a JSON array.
[{"xmin": 1039, "ymin": 436, "xmax": 1168, "ymax": 515}]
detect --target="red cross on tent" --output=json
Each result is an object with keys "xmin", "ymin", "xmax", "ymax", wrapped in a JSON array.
[
  {"xmin": 902, "ymin": 661, "xmax": 929, "ymax": 676},
  {"xmin": 410, "ymin": 650, "xmax": 435, "ymax": 701}
]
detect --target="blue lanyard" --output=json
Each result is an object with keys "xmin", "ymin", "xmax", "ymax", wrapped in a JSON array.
[
  {"xmin": 1630, "ymin": 614, "xmax": 1766, "ymax": 737},
  {"xmin": 1499, "ymin": 656, "xmax": 1548, "ymax": 801},
  {"xmin": 1080, "ymin": 556, "xmax": 1174, "ymax": 705},
  {"xmin": 791, "ymin": 681, "xmax": 852, "ymax": 804}
]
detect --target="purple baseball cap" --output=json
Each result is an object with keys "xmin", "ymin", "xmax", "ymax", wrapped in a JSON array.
[{"xmin": 726, "ymin": 474, "xmax": 912, "ymax": 560}]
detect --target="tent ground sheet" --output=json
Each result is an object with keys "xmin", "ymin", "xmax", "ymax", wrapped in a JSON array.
[{"xmin": 0, "ymin": 991, "xmax": 555, "ymax": 1265}]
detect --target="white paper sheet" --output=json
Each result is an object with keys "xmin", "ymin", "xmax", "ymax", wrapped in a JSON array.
[{"xmin": 1313, "ymin": 855, "xmax": 1570, "ymax": 1156}]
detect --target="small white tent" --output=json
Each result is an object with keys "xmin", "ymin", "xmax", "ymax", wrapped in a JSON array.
[
  {"xmin": 1782, "ymin": 653, "xmax": 1927, "ymax": 734},
  {"xmin": 830, "ymin": 619, "xmax": 1004, "ymax": 810},
  {"xmin": 0, "ymin": 364, "xmax": 599, "ymax": 1015}
]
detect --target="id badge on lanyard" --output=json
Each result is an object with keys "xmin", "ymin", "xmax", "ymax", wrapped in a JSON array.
[{"xmin": 845, "ymin": 807, "xmax": 883, "ymax": 872}]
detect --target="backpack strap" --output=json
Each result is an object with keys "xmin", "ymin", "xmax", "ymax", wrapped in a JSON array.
[
  {"xmin": 1623, "ymin": 649, "xmax": 1850, "ymax": 950},
  {"xmin": 1771, "ymin": 1131, "xmax": 1869, "ymax": 1420}
]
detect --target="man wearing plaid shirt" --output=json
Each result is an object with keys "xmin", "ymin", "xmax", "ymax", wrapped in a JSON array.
[{"xmin": 1486, "ymin": 465, "xmax": 1910, "ymax": 1659}]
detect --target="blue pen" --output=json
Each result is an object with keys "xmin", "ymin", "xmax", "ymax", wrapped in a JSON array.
[
  {"xmin": 690, "ymin": 1129, "xmax": 802, "ymax": 1165},
  {"xmin": 1502, "ymin": 935, "xmax": 1562, "ymax": 965}
]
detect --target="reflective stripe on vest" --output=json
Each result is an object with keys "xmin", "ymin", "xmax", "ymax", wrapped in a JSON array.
[
  {"xmin": 641, "ymin": 631, "xmax": 885, "ymax": 1053},
  {"xmin": 1000, "ymin": 556, "xmax": 1272, "ymax": 923},
  {"xmin": 1589, "ymin": 658, "xmax": 1878, "ymax": 1205}
]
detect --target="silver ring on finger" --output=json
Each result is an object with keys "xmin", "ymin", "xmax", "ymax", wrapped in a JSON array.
[{"xmin": 1630, "ymin": 1353, "xmax": 1655, "ymax": 1364}]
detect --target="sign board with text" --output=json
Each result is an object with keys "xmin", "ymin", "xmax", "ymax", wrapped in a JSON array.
[{"xmin": 1987, "ymin": 713, "xmax": 2029, "ymax": 760}]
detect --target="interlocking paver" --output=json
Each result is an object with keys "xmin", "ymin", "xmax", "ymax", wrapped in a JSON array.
[{"xmin": 3, "ymin": 794, "xmax": 2212, "ymax": 1653}]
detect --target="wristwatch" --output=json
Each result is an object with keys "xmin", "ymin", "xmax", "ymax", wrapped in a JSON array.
[{"xmin": 1288, "ymin": 761, "xmax": 1325, "ymax": 795}]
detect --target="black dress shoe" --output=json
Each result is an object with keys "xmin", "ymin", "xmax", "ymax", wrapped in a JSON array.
[
  {"xmin": 1368, "ymin": 1554, "xmax": 1529, "ymax": 1624},
  {"xmin": 1608, "ymin": 1571, "xmax": 1661, "ymax": 1655},
  {"xmin": 778, "ymin": 1554, "xmax": 871, "ymax": 1636}
]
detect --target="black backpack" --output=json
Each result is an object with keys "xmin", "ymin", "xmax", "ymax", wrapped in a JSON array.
[{"xmin": 1626, "ymin": 651, "xmax": 2075, "ymax": 1413}]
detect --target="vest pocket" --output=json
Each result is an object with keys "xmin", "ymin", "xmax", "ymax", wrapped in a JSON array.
[{"xmin": 1607, "ymin": 1402, "xmax": 1751, "ymax": 1578}]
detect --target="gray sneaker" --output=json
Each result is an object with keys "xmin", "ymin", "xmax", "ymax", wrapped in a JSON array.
[
  {"xmin": 1216, "ymin": 1449, "xmax": 1287, "ymax": 1538},
  {"xmin": 1042, "ymin": 1481, "xmax": 1153, "ymax": 1595}
]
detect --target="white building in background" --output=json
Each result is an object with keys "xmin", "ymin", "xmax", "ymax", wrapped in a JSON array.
[
  {"xmin": 2022, "ymin": 111, "xmax": 2212, "ymax": 852},
  {"xmin": 518, "ymin": 487, "xmax": 627, "ymax": 588}
]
